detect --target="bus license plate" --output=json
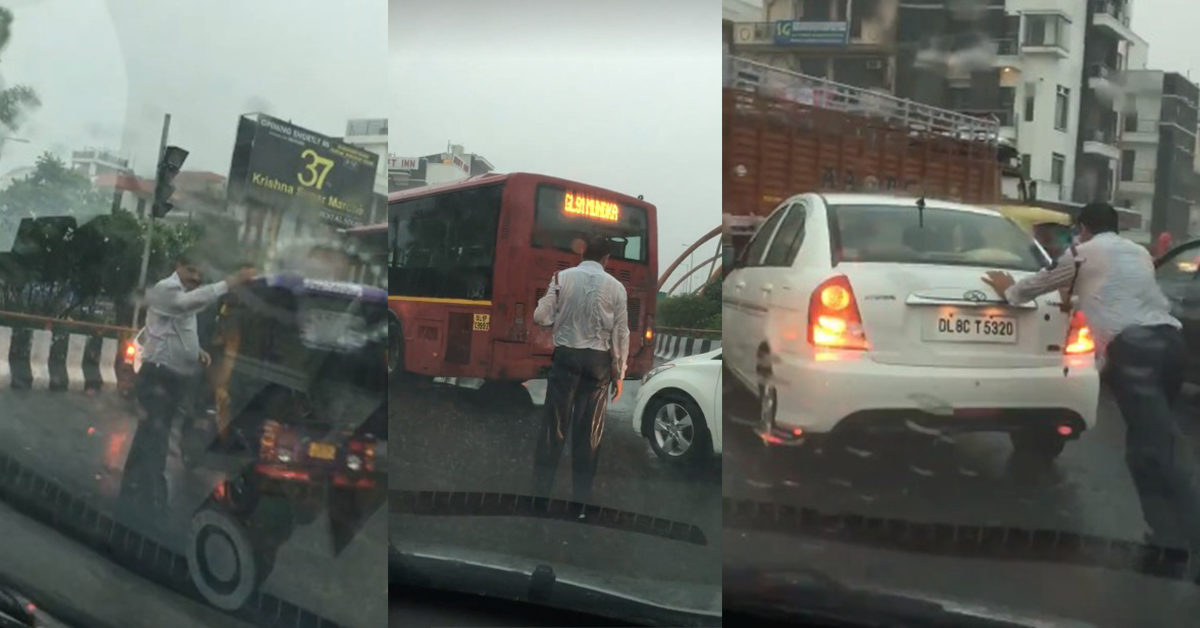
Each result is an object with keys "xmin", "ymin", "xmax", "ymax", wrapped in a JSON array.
[
  {"xmin": 928, "ymin": 313, "xmax": 1017, "ymax": 344},
  {"xmin": 308, "ymin": 442, "xmax": 336, "ymax": 460}
]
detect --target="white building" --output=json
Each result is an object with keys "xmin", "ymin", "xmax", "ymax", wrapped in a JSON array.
[
  {"xmin": 342, "ymin": 118, "xmax": 389, "ymax": 222},
  {"xmin": 996, "ymin": 1, "xmax": 1097, "ymax": 203},
  {"xmin": 70, "ymin": 148, "xmax": 131, "ymax": 181},
  {"xmin": 388, "ymin": 144, "xmax": 495, "ymax": 192}
]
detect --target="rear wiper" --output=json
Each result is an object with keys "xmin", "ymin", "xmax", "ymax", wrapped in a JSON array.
[{"xmin": 390, "ymin": 547, "xmax": 720, "ymax": 627}]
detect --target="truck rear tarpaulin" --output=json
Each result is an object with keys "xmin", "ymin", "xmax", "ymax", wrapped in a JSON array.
[{"xmin": 723, "ymin": 56, "xmax": 1001, "ymax": 219}]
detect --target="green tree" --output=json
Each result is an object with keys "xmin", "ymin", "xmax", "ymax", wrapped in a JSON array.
[
  {"xmin": 0, "ymin": 7, "xmax": 40, "ymax": 142},
  {"xmin": 656, "ymin": 276, "xmax": 722, "ymax": 331},
  {"xmin": 0, "ymin": 153, "xmax": 204, "ymax": 322}
]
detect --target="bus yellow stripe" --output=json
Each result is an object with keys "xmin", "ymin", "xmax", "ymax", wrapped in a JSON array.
[{"xmin": 388, "ymin": 296, "xmax": 493, "ymax": 306}]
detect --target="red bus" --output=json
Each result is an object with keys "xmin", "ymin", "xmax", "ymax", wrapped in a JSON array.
[{"xmin": 387, "ymin": 172, "xmax": 658, "ymax": 383}]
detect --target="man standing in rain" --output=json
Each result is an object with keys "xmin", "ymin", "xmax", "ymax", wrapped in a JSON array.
[
  {"xmin": 981, "ymin": 202, "xmax": 1192, "ymax": 550},
  {"xmin": 532, "ymin": 234, "xmax": 630, "ymax": 511},
  {"xmin": 119, "ymin": 249, "xmax": 255, "ymax": 515}
]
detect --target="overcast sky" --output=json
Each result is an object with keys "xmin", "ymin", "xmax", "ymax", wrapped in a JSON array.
[
  {"xmin": 3, "ymin": 0, "xmax": 385, "ymax": 177},
  {"xmin": 389, "ymin": 0, "xmax": 722, "ymax": 278}
]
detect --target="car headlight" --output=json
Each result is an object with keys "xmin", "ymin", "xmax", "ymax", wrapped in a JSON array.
[
  {"xmin": 641, "ymin": 363, "xmax": 675, "ymax": 385},
  {"xmin": 277, "ymin": 449, "xmax": 293, "ymax": 463},
  {"xmin": 346, "ymin": 454, "xmax": 363, "ymax": 471}
]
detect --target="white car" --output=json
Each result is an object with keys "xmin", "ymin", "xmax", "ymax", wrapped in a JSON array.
[
  {"xmin": 723, "ymin": 193, "xmax": 1099, "ymax": 462},
  {"xmin": 633, "ymin": 349, "xmax": 723, "ymax": 465}
]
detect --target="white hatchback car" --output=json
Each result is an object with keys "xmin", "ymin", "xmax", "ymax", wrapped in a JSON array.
[
  {"xmin": 723, "ymin": 193, "xmax": 1099, "ymax": 462},
  {"xmin": 633, "ymin": 349, "xmax": 723, "ymax": 466}
]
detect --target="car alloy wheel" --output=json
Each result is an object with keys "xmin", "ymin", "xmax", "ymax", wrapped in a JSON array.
[{"xmin": 653, "ymin": 401, "xmax": 696, "ymax": 457}]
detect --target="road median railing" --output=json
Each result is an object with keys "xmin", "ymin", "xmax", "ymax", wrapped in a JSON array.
[
  {"xmin": 0, "ymin": 310, "xmax": 135, "ymax": 392},
  {"xmin": 654, "ymin": 326, "xmax": 721, "ymax": 361}
]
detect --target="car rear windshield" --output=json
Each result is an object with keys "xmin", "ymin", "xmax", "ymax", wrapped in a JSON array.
[{"xmin": 829, "ymin": 204, "xmax": 1046, "ymax": 272}]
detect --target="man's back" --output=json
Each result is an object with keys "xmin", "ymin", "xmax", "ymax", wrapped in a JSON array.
[
  {"xmin": 539, "ymin": 260, "xmax": 627, "ymax": 352},
  {"xmin": 1074, "ymin": 232, "xmax": 1179, "ymax": 353}
]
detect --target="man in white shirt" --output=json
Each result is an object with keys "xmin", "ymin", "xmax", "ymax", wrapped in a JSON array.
[
  {"xmin": 982, "ymin": 203, "xmax": 1192, "ymax": 548},
  {"xmin": 120, "ymin": 249, "xmax": 255, "ymax": 513},
  {"xmin": 531, "ymin": 235, "xmax": 630, "ymax": 508}
]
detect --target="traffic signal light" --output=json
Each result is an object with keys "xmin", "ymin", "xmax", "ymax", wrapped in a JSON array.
[{"xmin": 152, "ymin": 145, "xmax": 189, "ymax": 219}]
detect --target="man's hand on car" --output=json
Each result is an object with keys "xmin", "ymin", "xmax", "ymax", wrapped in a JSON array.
[
  {"xmin": 199, "ymin": 349, "xmax": 211, "ymax": 367},
  {"xmin": 226, "ymin": 267, "xmax": 257, "ymax": 287},
  {"xmin": 981, "ymin": 270, "xmax": 1015, "ymax": 299}
]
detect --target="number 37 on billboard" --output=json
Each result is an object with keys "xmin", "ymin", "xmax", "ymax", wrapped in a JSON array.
[{"xmin": 298, "ymin": 148, "xmax": 336, "ymax": 190}]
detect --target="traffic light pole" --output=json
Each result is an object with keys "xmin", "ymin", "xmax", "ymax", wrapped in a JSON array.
[{"xmin": 135, "ymin": 113, "xmax": 171, "ymax": 327}]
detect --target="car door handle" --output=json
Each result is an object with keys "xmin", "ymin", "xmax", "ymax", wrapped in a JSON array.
[
  {"xmin": 734, "ymin": 281, "xmax": 746, "ymax": 289},
  {"xmin": 761, "ymin": 284, "xmax": 773, "ymax": 294}
]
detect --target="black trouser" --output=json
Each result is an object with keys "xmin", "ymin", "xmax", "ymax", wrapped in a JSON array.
[
  {"xmin": 1102, "ymin": 324, "xmax": 1196, "ymax": 548},
  {"xmin": 533, "ymin": 347, "xmax": 612, "ymax": 504},
  {"xmin": 119, "ymin": 363, "xmax": 188, "ymax": 513}
]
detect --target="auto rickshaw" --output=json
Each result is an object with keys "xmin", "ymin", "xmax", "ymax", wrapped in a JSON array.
[
  {"xmin": 993, "ymin": 204, "xmax": 1074, "ymax": 261},
  {"xmin": 183, "ymin": 273, "xmax": 388, "ymax": 610}
]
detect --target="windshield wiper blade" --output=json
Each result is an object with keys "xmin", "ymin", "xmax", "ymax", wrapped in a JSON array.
[
  {"xmin": 724, "ymin": 497, "xmax": 1193, "ymax": 580},
  {"xmin": 390, "ymin": 547, "xmax": 720, "ymax": 627},
  {"xmin": 392, "ymin": 490, "xmax": 708, "ymax": 546},
  {"xmin": 724, "ymin": 566, "xmax": 1061, "ymax": 628}
]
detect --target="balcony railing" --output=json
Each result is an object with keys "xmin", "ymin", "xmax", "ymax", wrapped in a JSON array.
[
  {"xmin": 1086, "ymin": 126, "xmax": 1119, "ymax": 144},
  {"xmin": 1088, "ymin": 63, "xmax": 1116, "ymax": 80},
  {"xmin": 994, "ymin": 38, "xmax": 1018, "ymax": 56},
  {"xmin": 1091, "ymin": 1, "xmax": 1131, "ymax": 27},
  {"xmin": 1123, "ymin": 118, "xmax": 1160, "ymax": 135}
]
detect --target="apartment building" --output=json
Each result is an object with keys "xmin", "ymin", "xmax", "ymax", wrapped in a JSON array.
[
  {"xmin": 725, "ymin": 0, "xmax": 899, "ymax": 91},
  {"xmin": 1115, "ymin": 70, "xmax": 1199, "ymax": 241}
]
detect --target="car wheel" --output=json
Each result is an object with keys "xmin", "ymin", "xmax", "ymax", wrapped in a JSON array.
[
  {"xmin": 187, "ymin": 505, "xmax": 274, "ymax": 610},
  {"xmin": 1009, "ymin": 430, "xmax": 1066, "ymax": 462},
  {"xmin": 644, "ymin": 393, "xmax": 710, "ymax": 465}
]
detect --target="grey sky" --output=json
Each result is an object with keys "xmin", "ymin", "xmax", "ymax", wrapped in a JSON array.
[
  {"xmin": 4, "ymin": 0, "xmax": 386, "ymax": 177},
  {"xmin": 389, "ymin": 0, "xmax": 722, "ymax": 278},
  {"xmin": 1133, "ymin": 0, "xmax": 1199, "ymax": 80}
]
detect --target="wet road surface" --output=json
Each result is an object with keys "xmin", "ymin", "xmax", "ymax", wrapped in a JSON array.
[
  {"xmin": 390, "ymin": 370, "xmax": 722, "ymax": 609},
  {"xmin": 723, "ymin": 380, "xmax": 1200, "ymax": 627},
  {"xmin": 0, "ymin": 388, "xmax": 385, "ymax": 628}
]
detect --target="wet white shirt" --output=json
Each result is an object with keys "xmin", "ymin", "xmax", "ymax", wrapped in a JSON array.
[
  {"xmin": 143, "ymin": 272, "xmax": 228, "ymax": 376},
  {"xmin": 1003, "ymin": 232, "xmax": 1181, "ymax": 358},
  {"xmin": 533, "ymin": 260, "xmax": 631, "ymax": 379}
]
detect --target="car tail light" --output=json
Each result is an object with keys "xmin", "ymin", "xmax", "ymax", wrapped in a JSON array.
[
  {"xmin": 1064, "ymin": 311, "xmax": 1095, "ymax": 355},
  {"xmin": 644, "ymin": 314, "xmax": 655, "ymax": 346},
  {"xmin": 123, "ymin": 342, "xmax": 136, "ymax": 364},
  {"xmin": 808, "ymin": 276, "xmax": 868, "ymax": 350},
  {"xmin": 259, "ymin": 420, "xmax": 281, "ymax": 461}
]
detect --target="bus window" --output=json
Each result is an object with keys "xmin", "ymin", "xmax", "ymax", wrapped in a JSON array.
[
  {"xmin": 532, "ymin": 185, "xmax": 649, "ymax": 264},
  {"xmin": 389, "ymin": 184, "xmax": 503, "ymax": 301}
]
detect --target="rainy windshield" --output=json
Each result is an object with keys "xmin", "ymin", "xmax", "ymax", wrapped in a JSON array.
[
  {"xmin": 390, "ymin": 0, "xmax": 721, "ymax": 625},
  {"xmin": 0, "ymin": 1, "xmax": 387, "ymax": 626},
  {"xmin": 722, "ymin": 0, "xmax": 1200, "ymax": 626}
]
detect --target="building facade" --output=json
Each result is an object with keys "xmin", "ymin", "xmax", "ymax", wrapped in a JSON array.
[
  {"xmin": 387, "ymin": 144, "xmax": 494, "ymax": 192},
  {"xmin": 1115, "ymin": 70, "xmax": 1199, "ymax": 241}
]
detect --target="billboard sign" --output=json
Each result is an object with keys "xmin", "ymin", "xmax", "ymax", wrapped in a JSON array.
[
  {"xmin": 773, "ymin": 21, "xmax": 849, "ymax": 46},
  {"xmin": 227, "ymin": 114, "xmax": 379, "ymax": 227},
  {"xmin": 389, "ymin": 156, "xmax": 418, "ymax": 170}
]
